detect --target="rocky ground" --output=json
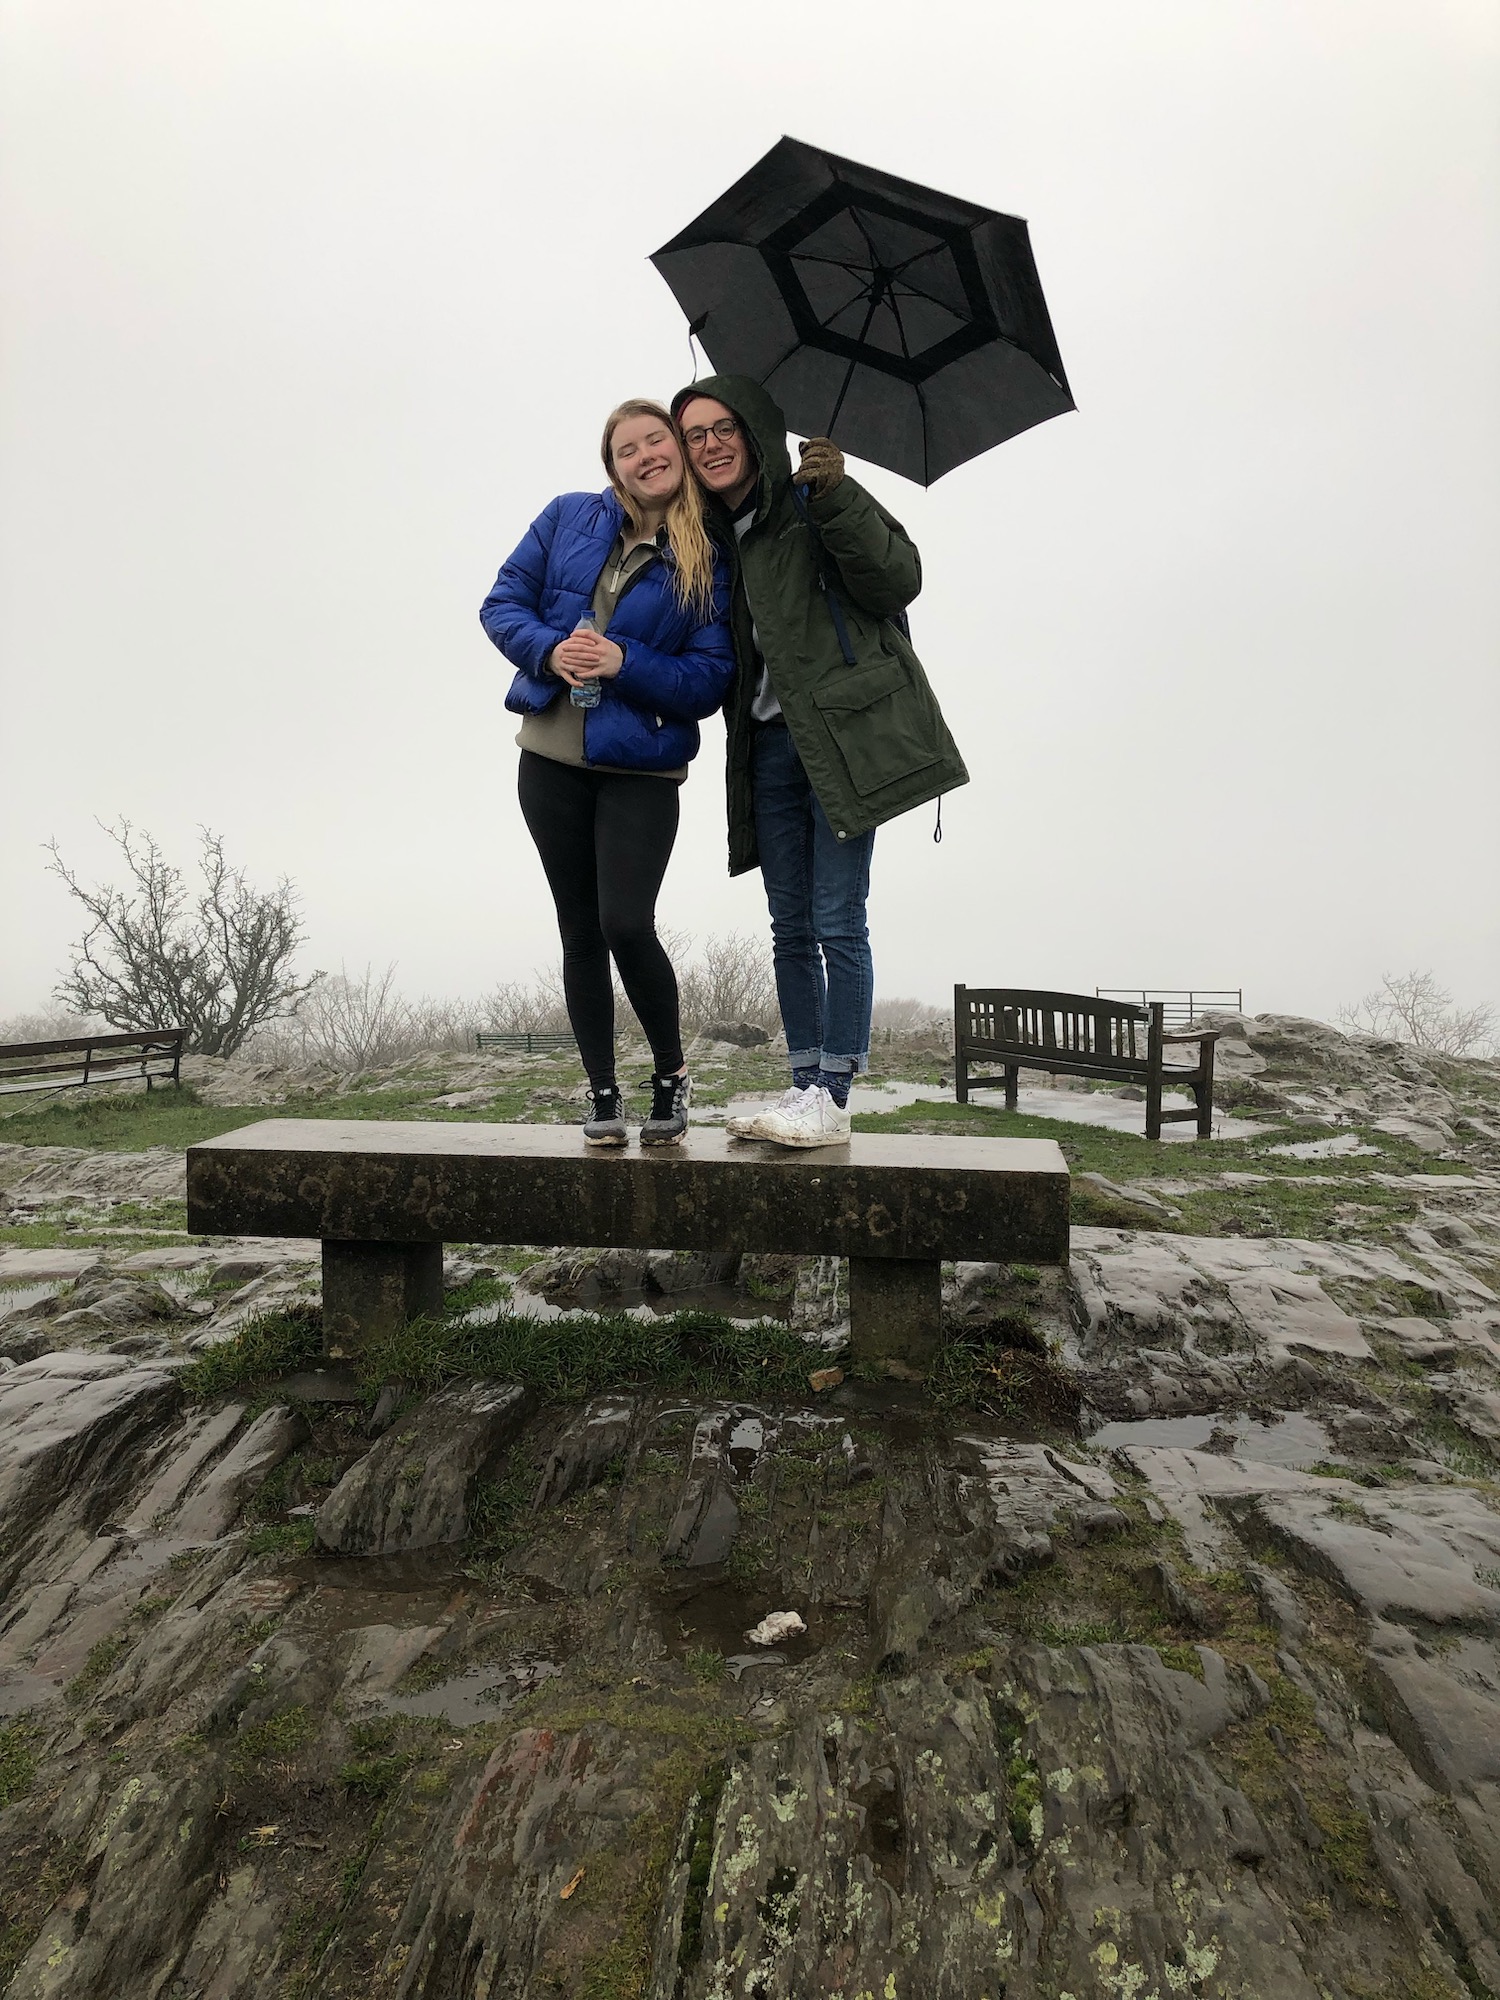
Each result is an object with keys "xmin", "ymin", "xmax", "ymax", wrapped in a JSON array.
[{"xmin": 0, "ymin": 1014, "xmax": 1498, "ymax": 1997}]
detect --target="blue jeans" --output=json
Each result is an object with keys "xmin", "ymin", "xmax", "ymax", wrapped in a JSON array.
[{"xmin": 752, "ymin": 723, "xmax": 875, "ymax": 1074}]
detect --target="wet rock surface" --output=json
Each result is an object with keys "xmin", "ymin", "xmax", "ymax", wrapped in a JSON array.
[
  {"xmin": 1, "ymin": 1015, "xmax": 1499, "ymax": 1994},
  {"xmin": 0, "ymin": 1329, "xmax": 1496, "ymax": 1997}
]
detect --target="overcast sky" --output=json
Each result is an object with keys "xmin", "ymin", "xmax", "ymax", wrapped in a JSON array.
[{"xmin": 2, "ymin": 0, "xmax": 1496, "ymax": 1027}]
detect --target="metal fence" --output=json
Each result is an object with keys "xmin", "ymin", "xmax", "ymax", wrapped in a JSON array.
[
  {"xmin": 1094, "ymin": 988, "xmax": 1243, "ymax": 1029},
  {"xmin": 475, "ymin": 1031, "xmax": 576, "ymax": 1055}
]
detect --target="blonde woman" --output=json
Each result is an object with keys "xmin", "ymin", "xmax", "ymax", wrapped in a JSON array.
[{"xmin": 480, "ymin": 401, "xmax": 733, "ymax": 1145}]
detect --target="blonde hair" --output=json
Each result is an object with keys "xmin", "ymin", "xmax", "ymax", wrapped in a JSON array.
[{"xmin": 600, "ymin": 400, "xmax": 716, "ymax": 621}]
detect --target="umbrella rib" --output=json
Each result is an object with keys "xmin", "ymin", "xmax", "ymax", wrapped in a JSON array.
[
  {"xmin": 849, "ymin": 207, "xmax": 886, "ymax": 271},
  {"xmin": 826, "ymin": 290, "xmax": 883, "ymax": 435},
  {"xmin": 888, "ymin": 273, "xmax": 967, "ymax": 322},
  {"xmin": 889, "ymin": 243, "xmax": 946, "ymax": 276},
  {"xmin": 789, "ymin": 252, "xmax": 876, "ymax": 277},
  {"xmin": 760, "ymin": 337, "xmax": 811, "ymax": 388},
  {"xmin": 889, "ymin": 293, "xmax": 914, "ymax": 363}
]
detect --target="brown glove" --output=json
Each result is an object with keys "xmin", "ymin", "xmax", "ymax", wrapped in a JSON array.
[{"xmin": 798, "ymin": 435, "xmax": 845, "ymax": 499}]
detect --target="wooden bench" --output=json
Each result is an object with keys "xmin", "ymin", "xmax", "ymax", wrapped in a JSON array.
[
  {"xmin": 0, "ymin": 1028, "xmax": 185, "ymax": 1099},
  {"xmin": 185, "ymin": 1120, "xmax": 1070, "ymax": 1371},
  {"xmin": 953, "ymin": 987, "xmax": 1220, "ymax": 1141}
]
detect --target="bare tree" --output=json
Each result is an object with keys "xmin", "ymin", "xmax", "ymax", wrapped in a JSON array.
[
  {"xmin": 1337, "ymin": 970, "xmax": 1496, "ymax": 1058},
  {"xmin": 47, "ymin": 822, "xmax": 316, "ymax": 1058}
]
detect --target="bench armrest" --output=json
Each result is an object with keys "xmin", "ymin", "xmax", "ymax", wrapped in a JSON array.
[{"xmin": 1160, "ymin": 1029, "xmax": 1223, "ymax": 1045}]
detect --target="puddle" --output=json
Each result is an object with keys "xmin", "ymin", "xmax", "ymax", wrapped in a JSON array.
[
  {"xmin": 1265, "ymin": 1133, "xmax": 1382, "ymax": 1161},
  {"xmin": 295, "ymin": 1548, "xmax": 469, "ymax": 1594},
  {"xmin": 1090, "ymin": 1416, "xmax": 1215, "ymax": 1451},
  {"xmin": 1089, "ymin": 1410, "xmax": 1337, "ymax": 1470},
  {"xmin": 727, "ymin": 1413, "xmax": 766, "ymax": 1480},
  {"xmin": 0, "ymin": 1281, "xmax": 63, "ymax": 1320},
  {"xmin": 687, "ymin": 1486, "xmax": 740, "ymax": 1567},
  {"xmin": 383, "ymin": 1655, "xmax": 561, "ymax": 1725},
  {"xmin": 657, "ymin": 1577, "xmax": 818, "ymax": 1667},
  {"xmin": 725, "ymin": 1651, "xmax": 786, "ymax": 1682},
  {"xmin": 1221, "ymin": 1412, "xmax": 1335, "ymax": 1468}
]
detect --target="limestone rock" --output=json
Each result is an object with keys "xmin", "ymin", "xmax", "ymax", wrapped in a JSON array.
[
  {"xmin": 698, "ymin": 1020, "xmax": 771, "ymax": 1046},
  {"xmin": 314, "ymin": 1379, "xmax": 529, "ymax": 1555},
  {"xmin": 0, "ymin": 1353, "xmax": 180, "ymax": 1594}
]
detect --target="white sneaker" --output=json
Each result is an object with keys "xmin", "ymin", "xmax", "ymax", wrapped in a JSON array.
[
  {"xmin": 726, "ymin": 1086, "xmax": 804, "ymax": 1140},
  {"xmin": 751, "ymin": 1084, "xmax": 852, "ymax": 1149}
]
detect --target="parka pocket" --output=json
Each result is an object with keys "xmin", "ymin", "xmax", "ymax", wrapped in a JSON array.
[{"xmin": 811, "ymin": 659, "xmax": 940, "ymax": 797}]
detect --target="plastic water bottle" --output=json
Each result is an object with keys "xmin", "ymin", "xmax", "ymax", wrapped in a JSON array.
[{"xmin": 569, "ymin": 611, "xmax": 602, "ymax": 709}]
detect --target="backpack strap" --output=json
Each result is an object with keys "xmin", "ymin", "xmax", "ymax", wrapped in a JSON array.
[
  {"xmin": 790, "ymin": 482, "xmax": 913, "ymax": 655},
  {"xmin": 790, "ymin": 482, "xmax": 858, "ymax": 666}
]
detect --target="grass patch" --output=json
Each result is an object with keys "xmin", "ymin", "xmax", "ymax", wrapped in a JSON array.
[
  {"xmin": 0, "ymin": 1720, "xmax": 37, "ymax": 1808},
  {"xmin": 925, "ymin": 1330, "xmax": 1081, "ymax": 1424},
  {"xmin": 372, "ymin": 1306, "xmax": 823, "ymax": 1405},
  {"xmin": 245, "ymin": 1519, "xmax": 315, "ymax": 1560},
  {"xmin": 338, "ymin": 1719, "xmax": 414, "ymax": 1800},
  {"xmin": 0, "ymin": 1073, "xmax": 576, "ymax": 1154},
  {"xmin": 851, "ymin": 1097, "xmax": 1467, "ymax": 1241},
  {"xmin": 461, "ymin": 1453, "xmax": 545, "ymax": 1578},
  {"xmin": 229, "ymin": 1703, "xmax": 313, "ymax": 1778},
  {"xmin": 179, "ymin": 1305, "xmax": 324, "ymax": 1397},
  {"xmin": 186, "ymin": 1292, "xmax": 840, "ymax": 1410},
  {"xmin": 66, "ymin": 1634, "xmax": 129, "ymax": 1705}
]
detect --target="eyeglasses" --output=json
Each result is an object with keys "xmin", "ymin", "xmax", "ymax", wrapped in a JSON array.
[{"xmin": 682, "ymin": 417, "xmax": 741, "ymax": 450}]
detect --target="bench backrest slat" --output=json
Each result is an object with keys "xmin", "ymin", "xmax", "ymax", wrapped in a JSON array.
[
  {"xmin": 960, "ymin": 988, "xmax": 1151, "ymax": 1059},
  {"xmin": 0, "ymin": 1028, "xmax": 185, "ymax": 1061},
  {"xmin": 0, "ymin": 1028, "xmax": 184, "ymax": 1095}
]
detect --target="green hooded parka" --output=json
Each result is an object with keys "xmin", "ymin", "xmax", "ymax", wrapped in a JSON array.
[{"xmin": 673, "ymin": 375, "xmax": 969, "ymax": 876}]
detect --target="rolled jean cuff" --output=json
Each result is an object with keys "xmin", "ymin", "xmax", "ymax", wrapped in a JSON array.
[
  {"xmin": 787, "ymin": 1046, "xmax": 822, "ymax": 1070},
  {"xmin": 819, "ymin": 1052, "xmax": 867, "ymax": 1076}
]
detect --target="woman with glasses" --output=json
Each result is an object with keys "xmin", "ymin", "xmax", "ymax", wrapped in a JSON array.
[{"xmin": 480, "ymin": 401, "xmax": 734, "ymax": 1145}]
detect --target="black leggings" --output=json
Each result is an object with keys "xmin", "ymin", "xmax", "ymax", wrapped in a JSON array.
[{"xmin": 517, "ymin": 750, "xmax": 684, "ymax": 1088}]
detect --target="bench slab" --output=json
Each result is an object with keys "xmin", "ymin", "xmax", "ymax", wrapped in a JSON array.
[{"xmin": 186, "ymin": 1120, "xmax": 1070, "ymax": 1368}]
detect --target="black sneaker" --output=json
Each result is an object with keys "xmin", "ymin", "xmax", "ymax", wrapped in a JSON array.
[
  {"xmin": 583, "ymin": 1084, "xmax": 627, "ymax": 1147},
  {"xmin": 641, "ymin": 1071, "xmax": 692, "ymax": 1146}
]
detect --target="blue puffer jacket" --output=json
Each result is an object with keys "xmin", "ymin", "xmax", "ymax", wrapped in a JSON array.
[{"xmin": 480, "ymin": 490, "xmax": 735, "ymax": 773}]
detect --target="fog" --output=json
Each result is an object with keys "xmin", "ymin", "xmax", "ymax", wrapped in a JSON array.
[{"xmin": 2, "ymin": 0, "xmax": 1496, "ymax": 1023}]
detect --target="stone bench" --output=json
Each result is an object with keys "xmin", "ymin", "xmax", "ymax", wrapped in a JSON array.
[{"xmin": 185, "ymin": 1120, "xmax": 1070, "ymax": 1368}]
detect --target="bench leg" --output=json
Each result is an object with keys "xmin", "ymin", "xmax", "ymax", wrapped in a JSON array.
[
  {"xmin": 322, "ymin": 1241, "xmax": 444, "ymax": 1360},
  {"xmin": 1197, "ymin": 1043, "xmax": 1216, "ymax": 1139},
  {"xmin": 848, "ymin": 1256, "xmax": 943, "ymax": 1375},
  {"xmin": 1004, "ymin": 1064, "xmax": 1019, "ymax": 1113}
]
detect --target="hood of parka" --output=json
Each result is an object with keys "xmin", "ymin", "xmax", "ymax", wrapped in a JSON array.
[{"xmin": 671, "ymin": 374, "xmax": 791, "ymax": 527}]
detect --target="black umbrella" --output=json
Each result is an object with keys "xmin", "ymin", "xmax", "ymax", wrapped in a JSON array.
[{"xmin": 651, "ymin": 135, "xmax": 1074, "ymax": 486}]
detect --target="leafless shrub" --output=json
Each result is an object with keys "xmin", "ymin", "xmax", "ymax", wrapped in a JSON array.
[
  {"xmin": 675, "ymin": 931, "xmax": 777, "ymax": 1031},
  {"xmin": 480, "ymin": 976, "xmax": 571, "ymax": 1036},
  {"xmin": 402, "ymin": 993, "xmax": 494, "ymax": 1053},
  {"xmin": 46, "ymin": 821, "xmax": 316, "ymax": 1058},
  {"xmin": 871, "ymin": 996, "xmax": 951, "ymax": 1039},
  {"xmin": 0, "ymin": 1003, "xmax": 104, "ymax": 1046},
  {"xmin": 246, "ymin": 968, "xmax": 497, "ymax": 1070},
  {"xmin": 1336, "ymin": 970, "xmax": 1496, "ymax": 1058},
  {"xmin": 290, "ymin": 964, "xmax": 410, "ymax": 1070}
]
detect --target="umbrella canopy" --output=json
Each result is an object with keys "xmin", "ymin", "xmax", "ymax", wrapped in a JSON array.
[{"xmin": 652, "ymin": 135, "xmax": 1074, "ymax": 486}]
